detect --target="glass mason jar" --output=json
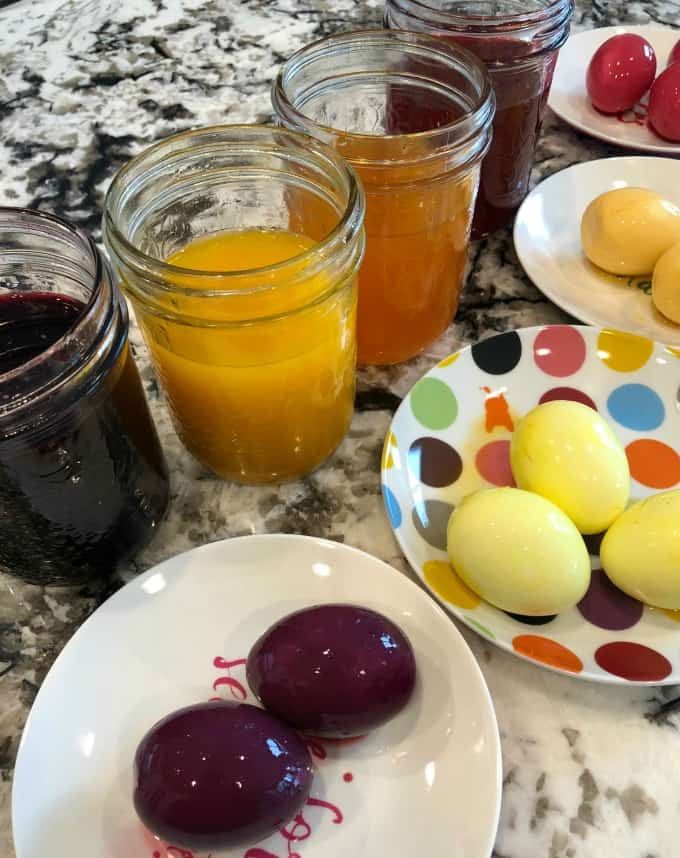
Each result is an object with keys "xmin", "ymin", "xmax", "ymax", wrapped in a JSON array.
[
  {"xmin": 103, "ymin": 125, "xmax": 365, "ymax": 485},
  {"xmin": 385, "ymin": 0, "xmax": 573, "ymax": 239},
  {"xmin": 272, "ymin": 30, "xmax": 494, "ymax": 366},
  {"xmin": 0, "ymin": 208, "xmax": 169, "ymax": 585}
]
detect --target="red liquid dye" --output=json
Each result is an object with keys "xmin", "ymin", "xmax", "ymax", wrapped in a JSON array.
[
  {"xmin": 385, "ymin": 33, "xmax": 559, "ymax": 238},
  {"xmin": 455, "ymin": 35, "xmax": 558, "ymax": 238},
  {"xmin": 0, "ymin": 292, "xmax": 168, "ymax": 583},
  {"xmin": 343, "ymin": 772, "xmax": 354, "ymax": 783},
  {"xmin": 616, "ymin": 104, "xmax": 648, "ymax": 127}
]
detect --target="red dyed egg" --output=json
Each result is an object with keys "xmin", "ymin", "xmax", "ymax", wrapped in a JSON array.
[
  {"xmin": 586, "ymin": 34, "xmax": 657, "ymax": 114},
  {"xmin": 649, "ymin": 63, "xmax": 680, "ymax": 142},
  {"xmin": 668, "ymin": 39, "xmax": 680, "ymax": 66}
]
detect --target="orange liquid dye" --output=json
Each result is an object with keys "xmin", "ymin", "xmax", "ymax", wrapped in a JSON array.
[
  {"xmin": 137, "ymin": 229, "xmax": 356, "ymax": 484},
  {"xmin": 356, "ymin": 170, "xmax": 476, "ymax": 365},
  {"xmin": 341, "ymin": 83, "xmax": 478, "ymax": 367}
]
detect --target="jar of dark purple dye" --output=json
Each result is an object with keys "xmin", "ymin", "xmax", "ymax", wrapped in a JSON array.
[{"xmin": 0, "ymin": 208, "xmax": 169, "ymax": 585}]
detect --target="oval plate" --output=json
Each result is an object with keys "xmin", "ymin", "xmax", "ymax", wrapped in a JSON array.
[
  {"xmin": 514, "ymin": 156, "xmax": 680, "ymax": 346},
  {"xmin": 12, "ymin": 535, "xmax": 501, "ymax": 858},
  {"xmin": 382, "ymin": 325, "xmax": 680, "ymax": 684},
  {"xmin": 549, "ymin": 25, "xmax": 680, "ymax": 154}
]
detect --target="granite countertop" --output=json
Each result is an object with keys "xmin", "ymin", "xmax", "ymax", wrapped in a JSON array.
[{"xmin": 1, "ymin": 0, "xmax": 680, "ymax": 855}]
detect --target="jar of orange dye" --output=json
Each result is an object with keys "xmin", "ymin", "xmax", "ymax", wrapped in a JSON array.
[
  {"xmin": 273, "ymin": 30, "xmax": 494, "ymax": 365},
  {"xmin": 103, "ymin": 126, "xmax": 365, "ymax": 484}
]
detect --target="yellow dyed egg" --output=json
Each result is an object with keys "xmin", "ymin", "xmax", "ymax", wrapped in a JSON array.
[
  {"xmin": 601, "ymin": 491, "xmax": 680, "ymax": 609},
  {"xmin": 510, "ymin": 401, "xmax": 630, "ymax": 535},
  {"xmin": 652, "ymin": 241, "xmax": 680, "ymax": 325},
  {"xmin": 446, "ymin": 488, "xmax": 590, "ymax": 616},
  {"xmin": 581, "ymin": 187, "xmax": 680, "ymax": 275}
]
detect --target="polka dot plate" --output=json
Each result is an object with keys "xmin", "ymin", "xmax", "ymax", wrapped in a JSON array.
[{"xmin": 382, "ymin": 325, "xmax": 680, "ymax": 685}]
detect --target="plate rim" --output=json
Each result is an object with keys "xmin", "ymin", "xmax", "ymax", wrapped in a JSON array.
[
  {"xmin": 513, "ymin": 155, "xmax": 680, "ymax": 345},
  {"xmin": 548, "ymin": 24, "xmax": 680, "ymax": 154},
  {"xmin": 382, "ymin": 323, "xmax": 680, "ymax": 686},
  {"xmin": 11, "ymin": 533, "xmax": 503, "ymax": 858}
]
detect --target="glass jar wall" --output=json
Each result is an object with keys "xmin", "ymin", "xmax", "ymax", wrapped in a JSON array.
[
  {"xmin": 0, "ymin": 209, "xmax": 169, "ymax": 585},
  {"xmin": 104, "ymin": 125, "xmax": 365, "ymax": 485},
  {"xmin": 273, "ymin": 30, "xmax": 494, "ymax": 365},
  {"xmin": 385, "ymin": 0, "xmax": 573, "ymax": 238}
]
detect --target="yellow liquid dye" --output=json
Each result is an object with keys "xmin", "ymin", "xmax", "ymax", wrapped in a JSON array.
[{"xmin": 138, "ymin": 229, "xmax": 357, "ymax": 483}]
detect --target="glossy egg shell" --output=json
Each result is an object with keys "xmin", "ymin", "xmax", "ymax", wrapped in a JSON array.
[
  {"xmin": 581, "ymin": 187, "xmax": 680, "ymax": 276},
  {"xmin": 649, "ymin": 63, "xmax": 680, "ymax": 142},
  {"xmin": 586, "ymin": 34, "xmax": 656, "ymax": 114},
  {"xmin": 446, "ymin": 488, "xmax": 591, "ymax": 616},
  {"xmin": 247, "ymin": 604, "xmax": 416, "ymax": 738},
  {"xmin": 601, "ymin": 491, "xmax": 680, "ymax": 609},
  {"xmin": 133, "ymin": 701, "xmax": 314, "ymax": 850},
  {"xmin": 510, "ymin": 400, "xmax": 630, "ymax": 534},
  {"xmin": 669, "ymin": 39, "xmax": 680, "ymax": 66},
  {"xmin": 652, "ymin": 240, "xmax": 680, "ymax": 323}
]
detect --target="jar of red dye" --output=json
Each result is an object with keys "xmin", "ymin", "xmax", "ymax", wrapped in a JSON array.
[{"xmin": 385, "ymin": 0, "xmax": 573, "ymax": 238}]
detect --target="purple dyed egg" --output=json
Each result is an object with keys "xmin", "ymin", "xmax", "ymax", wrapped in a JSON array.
[
  {"xmin": 247, "ymin": 604, "xmax": 417, "ymax": 738},
  {"xmin": 133, "ymin": 701, "xmax": 313, "ymax": 850}
]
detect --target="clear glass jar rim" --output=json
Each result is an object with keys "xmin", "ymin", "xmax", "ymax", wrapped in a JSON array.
[
  {"xmin": 273, "ymin": 28, "xmax": 494, "ymax": 151},
  {"xmin": 103, "ymin": 124, "xmax": 365, "ymax": 294},
  {"xmin": 0, "ymin": 207, "xmax": 101, "ymax": 387},
  {"xmin": 388, "ymin": 0, "xmax": 573, "ymax": 29}
]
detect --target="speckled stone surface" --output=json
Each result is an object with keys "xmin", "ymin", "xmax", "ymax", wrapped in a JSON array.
[{"xmin": 1, "ymin": 0, "xmax": 680, "ymax": 856}]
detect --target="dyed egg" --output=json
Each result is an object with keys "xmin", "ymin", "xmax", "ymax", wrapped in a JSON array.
[
  {"xmin": 581, "ymin": 187, "xmax": 680, "ymax": 275},
  {"xmin": 601, "ymin": 491, "xmax": 680, "ymax": 609},
  {"xmin": 652, "ymin": 240, "xmax": 680, "ymax": 324},
  {"xmin": 134, "ymin": 701, "xmax": 313, "ymax": 850},
  {"xmin": 446, "ymin": 488, "xmax": 590, "ymax": 616},
  {"xmin": 669, "ymin": 39, "xmax": 680, "ymax": 66},
  {"xmin": 586, "ymin": 34, "xmax": 656, "ymax": 114},
  {"xmin": 649, "ymin": 63, "xmax": 680, "ymax": 142},
  {"xmin": 247, "ymin": 604, "xmax": 416, "ymax": 737},
  {"xmin": 510, "ymin": 401, "xmax": 630, "ymax": 534}
]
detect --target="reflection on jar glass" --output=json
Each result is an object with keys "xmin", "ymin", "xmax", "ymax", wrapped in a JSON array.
[
  {"xmin": 273, "ymin": 29, "xmax": 494, "ymax": 365},
  {"xmin": 0, "ymin": 208, "xmax": 169, "ymax": 585},
  {"xmin": 385, "ymin": 0, "xmax": 573, "ymax": 239},
  {"xmin": 104, "ymin": 125, "xmax": 365, "ymax": 485}
]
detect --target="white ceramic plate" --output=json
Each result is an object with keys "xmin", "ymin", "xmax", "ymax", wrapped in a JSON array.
[
  {"xmin": 549, "ymin": 25, "xmax": 680, "ymax": 154},
  {"xmin": 382, "ymin": 325, "xmax": 680, "ymax": 684},
  {"xmin": 514, "ymin": 155, "xmax": 680, "ymax": 345},
  {"xmin": 12, "ymin": 535, "xmax": 501, "ymax": 858}
]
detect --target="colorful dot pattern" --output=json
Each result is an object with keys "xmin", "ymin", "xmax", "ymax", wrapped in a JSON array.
[
  {"xmin": 423, "ymin": 560, "xmax": 480, "ymax": 609},
  {"xmin": 626, "ymin": 439, "xmax": 680, "ymax": 489},
  {"xmin": 410, "ymin": 378, "xmax": 458, "ymax": 430},
  {"xmin": 475, "ymin": 440, "xmax": 515, "ymax": 487},
  {"xmin": 512, "ymin": 635, "xmax": 583, "ymax": 674},
  {"xmin": 539, "ymin": 386, "xmax": 597, "ymax": 410},
  {"xmin": 607, "ymin": 384, "xmax": 665, "ymax": 431},
  {"xmin": 382, "ymin": 325, "xmax": 680, "ymax": 684}
]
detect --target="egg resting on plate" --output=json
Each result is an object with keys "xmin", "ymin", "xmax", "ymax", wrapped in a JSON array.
[
  {"xmin": 601, "ymin": 491, "xmax": 680, "ymax": 609},
  {"xmin": 510, "ymin": 401, "xmax": 630, "ymax": 535},
  {"xmin": 652, "ymin": 241, "xmax": 680, "ymax": 324},
  {"xmin": 581, "ymin": 187, "xmax": 680, "ymax": 275},
  {"xmin": 447, "ymin": 488, "xmax": 591, "ymax": 616}
]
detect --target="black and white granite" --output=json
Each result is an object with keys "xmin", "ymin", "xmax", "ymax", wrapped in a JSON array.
[{"xmin": 1, "ymin": 0, "xmax": 680, "ymax": 855}]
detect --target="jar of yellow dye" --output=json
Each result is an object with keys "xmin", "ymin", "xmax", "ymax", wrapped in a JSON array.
[{"xmin": 104, "ymin": 126, "xmax": 365, "ymax": 484}]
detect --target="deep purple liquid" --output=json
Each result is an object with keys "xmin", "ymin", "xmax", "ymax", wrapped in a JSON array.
[
  {"xmin": 0, "ymin": 292, "xmax": 82, "ymax": 372},
  {"xmin": 0, "ymin": 292, "xmax": 169, "ymax": 585}
]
